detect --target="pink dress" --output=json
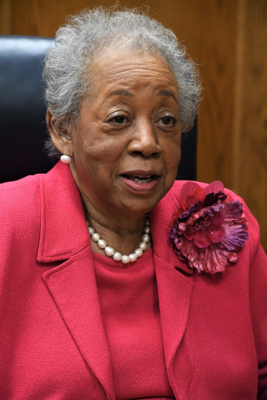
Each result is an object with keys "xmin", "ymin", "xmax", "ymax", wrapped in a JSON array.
[{"xmin": 94, "ymin": 249, "xmax": 175, "ymax": 400}]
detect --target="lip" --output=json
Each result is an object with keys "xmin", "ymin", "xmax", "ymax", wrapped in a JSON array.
[{"xmin": 120, "ymin": 170, "xmax": 160, "ymax": 193}]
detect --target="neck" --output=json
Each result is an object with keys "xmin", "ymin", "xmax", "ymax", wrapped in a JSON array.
[{"xmin": 81, "ymin": 195, "xmax": 150, "ymax": 256}]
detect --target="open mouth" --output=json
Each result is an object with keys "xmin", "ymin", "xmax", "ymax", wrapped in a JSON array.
[
  {"xmin": 121, "ymin": 173, "xmax": 159, "ymax": 193},
  {"xmin": 124, "ymin": 174, "xmax": 154, "ymax": 183}
]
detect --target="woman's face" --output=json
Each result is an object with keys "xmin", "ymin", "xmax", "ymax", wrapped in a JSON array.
[{"xmin": 69, "ymin": 50, "xmax": 181, "ymax": 220}]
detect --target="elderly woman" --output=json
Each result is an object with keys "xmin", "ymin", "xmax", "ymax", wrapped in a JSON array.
[{"xmin": 0, "ymin": 7, "xmax": 266, "ymax": 400}]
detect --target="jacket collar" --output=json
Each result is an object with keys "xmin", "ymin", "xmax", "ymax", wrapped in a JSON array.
[
  {"xmin": 37, "ymin": 162, "xmax": 90, "ymax": 263},
  {"xmin": 39, "ymin": 163, "xmax": 194, "ymax": 399},
  {"xmin": 150, "ymin": 187, "xmax": 194, "ymax": 275},
  {"xmin": 150, "ymin": 189, "xmax": 195, "ymax": 399}
]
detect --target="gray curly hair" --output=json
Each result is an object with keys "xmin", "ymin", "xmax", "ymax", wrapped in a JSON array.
[{"xmin": 43, "ymin": 6, "xmax": 202, "ymax": 156}]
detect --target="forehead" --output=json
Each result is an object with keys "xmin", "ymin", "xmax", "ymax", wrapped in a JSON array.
[{"xmin": 87, "ymin": 49, "xmax": 178, "ymax": 101}]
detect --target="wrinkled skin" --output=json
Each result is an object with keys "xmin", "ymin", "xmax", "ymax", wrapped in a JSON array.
[{"xmin": 47, "ymin": 50, "xmax": 181, "ymax": 255}]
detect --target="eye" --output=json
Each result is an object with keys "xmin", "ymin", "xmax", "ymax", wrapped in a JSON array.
[
  {"xmin": 113, "ymin": 115, "xmax": 126, "ymax": 124},
  {"xmin": 107, "ymin": 113, "xmax": 130, "ymax": 126},
  {"xmin": 162, "ymin": 116, "xmax": 174, "ymax": 125},
  {"xmin": 156, "ymin": 114, "xmax": 178, "ymax": 128}
]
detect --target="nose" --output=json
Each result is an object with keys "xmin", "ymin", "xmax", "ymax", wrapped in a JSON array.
[{"xmin": 127, "ymin": 119, "xmax": 162, "ymax": 158}]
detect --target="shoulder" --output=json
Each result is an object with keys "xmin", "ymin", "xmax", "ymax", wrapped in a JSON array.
[
  {"xmin": 0, "ymin": 173, "xmax": 42, "ymax": 207},
  {"xmin": 0, "ymin": 163, "xmax": 62, "ymax": 217},
  {"xmin": 0, "ymin": 174, "xmax": 43, "ymax": 232}
]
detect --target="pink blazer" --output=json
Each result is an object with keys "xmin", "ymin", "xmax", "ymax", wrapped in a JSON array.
[{"xmin": 0, "ymin": 162, "xmax": 266, "ymax": 400}]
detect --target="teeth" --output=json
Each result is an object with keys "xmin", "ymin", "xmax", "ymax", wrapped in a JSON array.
[{"xmin": 133, "ymin": 176, "xmax": 152, "ymax": 183}]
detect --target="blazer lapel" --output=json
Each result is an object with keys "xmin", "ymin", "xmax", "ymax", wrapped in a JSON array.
[
  {"xmin": 150, "ymin": 189, "xmax": 195, "ymax": 399},
  {"xmin": 42, "ymin": 249, "xmax": 115, "ymax": 400},
  {"xmin": 38, "ymin": 163, "xmax": 115, "ymax": 400}
]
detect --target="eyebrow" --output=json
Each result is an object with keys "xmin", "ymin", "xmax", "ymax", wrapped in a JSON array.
[
  {"xmin": 103, "ymin": 88, "xmax": 178, "ymax": 103},
  {"xmin": 157, "ymin": 90, "xmax": 178, "ymax": 104},
  {"xmin": 105, "ymin": 89, "xmax": 134, "ymax": 99}
]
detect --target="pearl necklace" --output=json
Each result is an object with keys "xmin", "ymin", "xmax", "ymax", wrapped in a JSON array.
[{"xmin": 86, "ymin": 217, "xmax": 150, "ymax": 264}]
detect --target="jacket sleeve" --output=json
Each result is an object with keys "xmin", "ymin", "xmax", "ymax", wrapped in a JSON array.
[{"xmin": 245, "ymin": 203, "xmax": 267, "ymax": 399}]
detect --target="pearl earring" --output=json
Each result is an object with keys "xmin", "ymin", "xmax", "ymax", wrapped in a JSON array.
[{"xmin": 60, "ymin": 155, "xmax": 71, "ymax": 164}]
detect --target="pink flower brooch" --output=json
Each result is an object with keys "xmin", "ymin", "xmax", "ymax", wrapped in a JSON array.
[{"xmin": 170, "ymin": 181, "xmax": 248, "ymax": 274}]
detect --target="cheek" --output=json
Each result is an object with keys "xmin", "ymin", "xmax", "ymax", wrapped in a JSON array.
[
  {"xmin": 163, "ymin": 137, "xmax": 181, "ymax": 172},
  {"xmin": 74, "ymin": 129, "xmax": 123, "ymax": 165}
]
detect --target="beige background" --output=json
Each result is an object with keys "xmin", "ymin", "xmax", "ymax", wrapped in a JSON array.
[{"xmin": 1, "ymin": 0, "xmax": 267, "ymax": 251}]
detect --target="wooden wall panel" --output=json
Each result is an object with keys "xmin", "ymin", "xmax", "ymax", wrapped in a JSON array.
[
  {"xmin": 237, "ymin": 0, "xmax": 267, "ymax": 248},
  {"xmin": 1, "ymin": 0, "xmax": 266, "ymax": 251},
  {"xmin": 0, "ymin": 0, "xmax": 11, "ymax": 34}
]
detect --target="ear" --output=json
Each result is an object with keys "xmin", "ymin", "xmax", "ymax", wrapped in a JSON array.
[{"xmin": 46, "ymin": 109, "xmax": 74, "ymax": 157}]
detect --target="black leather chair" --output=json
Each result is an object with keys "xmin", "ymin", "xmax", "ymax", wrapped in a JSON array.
[{"xmin": 0, "ymin": 35, "xmax": 197, "ymax": 183}]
